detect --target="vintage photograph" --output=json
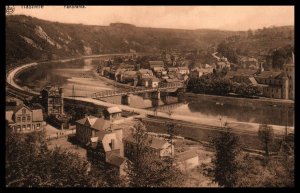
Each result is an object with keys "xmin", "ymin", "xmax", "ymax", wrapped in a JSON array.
[{"xmin": 5, "ymin": 6, "xmax": 294, "ymax": 187}]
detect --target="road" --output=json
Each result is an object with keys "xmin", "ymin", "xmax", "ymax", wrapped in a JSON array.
[
  {"xmin": 65, "ymin": 96, "xmax": 293, "ymax": 136},
  {"xmin": 6, "ymin": 55, "xmax": 294, "ymax": 136}
]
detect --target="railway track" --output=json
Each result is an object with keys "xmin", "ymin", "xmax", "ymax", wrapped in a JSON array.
[
  {"xmin": 141, "ymin": 116, "xmax": 284, "ymax": 138},
  {"xmin": 6, "ymin": 83, "xmax": 38, "ymax": 101}
]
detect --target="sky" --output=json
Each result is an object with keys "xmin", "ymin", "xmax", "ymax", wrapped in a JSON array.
[{"xmin": 10, "ymin": 6, "xmax": 294, "ymax": 31}]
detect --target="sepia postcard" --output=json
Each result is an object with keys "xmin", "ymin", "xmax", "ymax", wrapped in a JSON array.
[{"xmin": 5, "ymin": 5, "xmax": 294, "ymax": 188}]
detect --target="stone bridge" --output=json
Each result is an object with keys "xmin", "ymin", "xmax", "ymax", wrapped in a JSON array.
[{"xmin": 90, "ymin": 82, "xmax": 186, "ymax": 105}]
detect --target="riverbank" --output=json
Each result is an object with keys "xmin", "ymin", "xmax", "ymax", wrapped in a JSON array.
[
  {"xmin": 184, "ymin": 92, "xmax": 294, "ymax": 108},
  {"xmin": 64, "ymin": 97, "xmax": 294, "ymax": 135}
]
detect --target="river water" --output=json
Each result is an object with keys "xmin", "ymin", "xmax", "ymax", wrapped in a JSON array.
[{"xmin": 16, "ymin": 58, "xmax": 294, "ymax": 127}]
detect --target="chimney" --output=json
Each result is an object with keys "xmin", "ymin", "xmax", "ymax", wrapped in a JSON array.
[
  {"xmin": 111, "ymin": 139, "xmax": 115, "ymax": 150},
  {"xmin": 260, "ymin": 62, "xmax": 264, "ymax": 73},
  {"xmin": 59, "ymin": 87, "xmax": 64, "ymax": 114}
]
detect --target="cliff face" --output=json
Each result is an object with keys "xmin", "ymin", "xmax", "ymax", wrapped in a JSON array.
[
  {"xmin": 6, "ymin": 15, "xmax": 237, "ymax": 65},
  {"xmin": 6, "ymin": 15, "xmax": 294, "ymax": 66}
]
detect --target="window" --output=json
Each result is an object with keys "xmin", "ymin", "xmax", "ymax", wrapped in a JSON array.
[
  {"xmin": 17, "ymin": 126, "xmax": 21, "ymax": 131},
  {"xmin": 27, "ymin": 124, "xmax": 31, "ymax": 130},
  {"xmin": 37, "ymin": 123, "xmax": 41, "ymax": 129},
  {"xmin": 22, "ymin": 125, "xmax": 26, "ymax": 131},
  {"xmin": 22, "ymin": 109, "xmax": 26, "ymax": 114},
  {"xmin": 22, "ymin": 117, "xmax": 26, "ymax": 122},
  {"xmin": 17, "ymin": 117, "xmax": 21, "ymax": 122},
  {"xmin": 27, "ymin": 116, "xmax": 31, "ymax": 121}
]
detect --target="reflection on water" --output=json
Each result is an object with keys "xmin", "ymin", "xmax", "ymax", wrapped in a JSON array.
[
  {"xmin": 160, "ymin": 101, "xmax": 294, "ymax": 127},
  {"xmin": 16, "ymin": 58, "xmax": 294, "ymax": 126}
]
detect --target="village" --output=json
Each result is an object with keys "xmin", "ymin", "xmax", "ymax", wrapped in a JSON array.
[
  {"xmin": 5, "ymin": 6, "xmax": 294, "ymax": 188},
  {"xmin": 5, "ymin": 48, "xmax": 295, "ymax": 186}
]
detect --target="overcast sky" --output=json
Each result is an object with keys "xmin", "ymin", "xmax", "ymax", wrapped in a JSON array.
[{"xmin": 11, "ymin": 6, "xmax": 294, "ymax": 31}]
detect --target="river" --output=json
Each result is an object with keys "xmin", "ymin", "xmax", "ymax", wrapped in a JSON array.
[{"xmin": 16, "ymin": 57, "xmax": 294, "ymax": 127}]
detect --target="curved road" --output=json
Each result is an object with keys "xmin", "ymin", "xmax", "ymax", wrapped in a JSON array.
[{"xmin": 6, "ymin": 55, "xmax": 294, "ymax": 136}]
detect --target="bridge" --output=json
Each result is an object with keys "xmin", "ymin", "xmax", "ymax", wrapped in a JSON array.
[{"xmin": 90, "ymin": 82, "xmax": 185, "ymax": 101}]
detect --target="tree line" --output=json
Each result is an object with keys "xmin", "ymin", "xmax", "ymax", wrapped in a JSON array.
[
  {"xmin": 187, "ymin": 73, "xmax": 261, "ymax": 97},
  {"xmin": 6, "ymin": 119, "xmax": 293, "ymax": 187},
  {"xmin": 207, "ymin": 124, "xmax": 294, "ymax": 187}
]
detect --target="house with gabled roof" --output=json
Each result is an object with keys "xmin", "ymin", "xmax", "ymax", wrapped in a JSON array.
[
  {"xmin": 87, "ymin": 127, "xmax": 127, "ymax": 176},
  {"xmin": 103, "ymin": 106, "xmax": 122, "ymax": 120},
  {"xmin": 75, "ymin": 115, "xmax": 113, "ymax": 145},
  {"xmin": 124, "ymin": 135, "xmax": 174, "ymax": 161},
  {"xmin": 174, "ymin": 150, "xmax": 199, "ymax": 173},
  {"xmin": 6, "ymin": 104, "xmax": 45, "ymax": 132}
]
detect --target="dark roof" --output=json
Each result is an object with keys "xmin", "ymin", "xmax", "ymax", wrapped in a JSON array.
[
  {"xmin": 174, "ymin": 150, "xmax": 198, "ymax": 162},
  {"xmin": 149, "ymin": 77, "xmax": 160, "ymax": 82},
  {"xmin": 226, "ymin": 69, "xmax": 257, "ymax": 78},
  {"xmin": 152, "ymin": 66, "xmax": 165, "ymax": 71},
  {"xmin": 6, "ymin": 106, "xmax": 16, "ymax": 111},
  {"xmin": 255, "ymin": 71, "xmax": 282, "ymax": 79},
  {"xmin": 164, "ymin": 78, "xmax": 180, "ymax": 83},
  {"xmin": 139, "ymin": 69, "xmax": 153, "ymax": 74},
  {"xmin": 42, "ymin": 86, "xmax": 61, "ymax": 93},
  {"xmin": 123, "ymin": 71, "xmax": 137, "ymax": 77},
  {"xmin": 76, "ymin": 116, "xmax": 111, "ymax": 131},
  {"xmin": 178, "ymin": 67, "xmax": 189, "ymax": 70},
  {"xmin": 96, "ymin": 131, "xmax": 111, "ymax": 141},
  {"xmin": 285, "ymin": 51, "xmax": 294, "ymax": 65},
  {"xmin": 91, "ymin": 118, "xmax": 111, "ymax": 131},
  {"xmin": 124, "ymin": 135, "xmax": 169, "ymax": 150},
  {"xmin": 168, "ymin": 67, "xmax": 178, "ymax": 71},
  {"xmin": 149, "ymin": 61, "xmax": 164, "ymax": 67},
  {"xmin": 13, "ymin": 104, "xmax": 31, "ymax": 114}
]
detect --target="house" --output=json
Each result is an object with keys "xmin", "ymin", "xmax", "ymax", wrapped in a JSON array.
[
  {"xmin": 216, "ymin": 61, "xmax": 230, "ymax": 69},
  {"xmin": 75, "ymin": 116, "xmax": 112, "ymax": 145},
  {"xmin": 254, "ymin": 70, "xmax": 289, "ymax": 99},
  {"xmin": 124, "ymin": 135, "xmax": 174, "ymax": 161},
  {"xmin": 283, "ymin": 52, "xmax": 295, "ymax": 100},
  {"xmin": 178, "ymin": 67, "xmax": 190, "ymax": 75},
  {"xmin": 149, "ymin": 77, "xmax": 160, "ymax": 88},
  {"xmin": 103, "ymin": 106, "xmax": 122, "ymax": 120},
  {"xmin": 149, "ymin": 61, "xmax": 164, "ymax": 69},
  {"xmin": 225, "ymin": 69, "xmax": 258, "ymax": 84},
  {"xmin": 119, "ymin": 70, "xmax": 138, "ymax": 86},
  {"xmin": 161, "ymin": 78, "xmax": 182, "ymax": 87},
  {"xmin": 152, "ymin": 66, "xmax": 167, "ymax": 78},
  {"xmin": 40, "ymin": 86, "xmax": 69, "ymax": 129},
  {"xmin": 174, "ymin": 150, "xmax": 199, "ymax": 173},
  {"xmin": 190, "ymin": 67, "xmax": 213, "ymax": 78},
  {"xmin": 167, "ymin": 67, "xmax": 178, "ymax": 73},
  {"xmin": 40, "ymin": 86, "xmax": 64, "ymax": 116},
  {"xmin": 240, "ymin": 57, "xmax": 258, "ymax": 69},
  {"xmin": 137, "ymin": 69, "xmax": 154, "ymax": 86},
  {"xmin": 87, "ymin": 128, "xmax": 126, "ymax": 176},
  {"xmin": 6, "ymin": 104, "xmax": 45, "ymax": 132},
  {"xmin": 100, "ymin": 67, "xmax": 111, "ymax": 77},
  {"xmin": 138, "ymin": 69, "xmax": 154, "ymax": 78},
  {"xmin": 115, "ymin": 68, "xmax": 127, "ymax": 82}
]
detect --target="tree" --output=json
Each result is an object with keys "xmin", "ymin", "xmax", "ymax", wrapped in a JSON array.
[
  {"xmin": 258, "ymin": 124, "xmax": 274, "ymax": 157},
  {"xmin": 5, "ymin": 130, "xmax": 96, "ymax": 187},
  {"xmin": 125, "ymin": 121, "xmax": 184, "ymax": 187},
  {"xmin": 211, "ymin": 128, "xmax": 241, "ymax": 187}
]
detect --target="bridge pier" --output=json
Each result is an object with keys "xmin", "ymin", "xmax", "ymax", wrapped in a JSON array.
[
  {"xmin": 177, "ymin": 87, "xmax": 186, "ymax": 102},
  {"xmin": 151, "ymin": 91, "xmax": 160, "ymax": 100},
  {"xmin": 121, "ymin": 94, "xmax": 131, "ymax": 105}
]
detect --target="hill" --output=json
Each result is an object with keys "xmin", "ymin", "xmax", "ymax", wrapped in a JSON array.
[
  {"xmin": 6, "ymin": 15, "xmax": 294, "ymax": 67},
  {"xmin": 6, "ymin": 15, "xmax": 239, "ymax": 65}
]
